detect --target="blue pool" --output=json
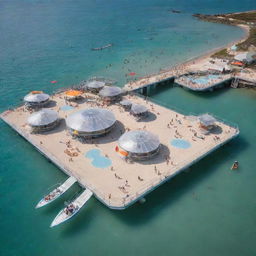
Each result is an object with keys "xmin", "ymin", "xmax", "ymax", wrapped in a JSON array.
[
  {"xmin": 85, "ymin": 149, "xmax": 112, "ymax": 168},
  {"xmin": 60, "ymin": 105, "xmax": 74, "ymax": 111},
  {"xmin": 188, "ymin": 75, "xmax": 220, "ymax": 85},
  {"xmin": 170, "ymin": 139, "xmax": 191, "ymax": 149}
]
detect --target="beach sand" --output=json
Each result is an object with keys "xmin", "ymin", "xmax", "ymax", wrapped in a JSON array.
[{"xmin": 1, "ymin": 92, "xmax": 238, "ymax": 209}]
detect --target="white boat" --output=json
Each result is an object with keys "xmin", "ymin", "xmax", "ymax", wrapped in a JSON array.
[
  {"xmin": 35, "ymin": 176, "xmax": 77, "ymax": 209},
  {"xmin": 50, "ymin": 189, "xmax": 93, "ymax": 228}
]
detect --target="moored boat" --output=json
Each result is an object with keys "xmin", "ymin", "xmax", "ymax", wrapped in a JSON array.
[
  {"xmin": 50, "ymin": 189, "xmax": 93, "ymax": 228},
  {"xmin": 35, "ymin": 176, "xmax": 77, "ymax": 209}
]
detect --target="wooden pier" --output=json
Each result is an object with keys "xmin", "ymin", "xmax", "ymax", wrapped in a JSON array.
[{"xmin": 0, "ymin": 92, "xmax": 239, "ymax": 210}]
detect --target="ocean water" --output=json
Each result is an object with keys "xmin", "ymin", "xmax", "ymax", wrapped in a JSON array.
[{"xmin": 0, "ymin": 0, "xmax": 256, "ymax": 255}]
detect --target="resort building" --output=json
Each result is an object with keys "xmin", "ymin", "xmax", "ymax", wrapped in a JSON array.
[
  {"xmin": 66, "ymin": 108, "xmax": 116, "ymax": 137},
  {"xmin": 85, "ymin": 80, "xmax": 105, "ymax": 93},
  {"xmin": 27, "ymin": 109, "xmax": 59, "ymax": 133},
  {"xmin": 116, "ymin": 130, "xmax": 160, "ymax": 160},
  {"xmin": 99, "ymin": 86, "xmax": 123, "ymax": 104},
  {"xmin": 198, "ymin": 113, "xmax": 216, "ymax": 131},
  {"xmin": 130, "ymin": 104, "xmax": 148, "ymax": 119},
  {"xmin": 24, "ymin": 91, "xmax": 50, "ymax": 108},
  {"xmin": 119, "ymin": 99, "xmax": 132, "ymax": 111}
]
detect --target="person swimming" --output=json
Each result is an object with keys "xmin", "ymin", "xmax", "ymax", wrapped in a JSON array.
[{"xmin": 231, "ymin": 161, "xmax": 239, "ymax": 170}]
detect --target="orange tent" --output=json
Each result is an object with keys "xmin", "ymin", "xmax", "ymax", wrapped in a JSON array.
[
  {"xmin": 31, "ymin": 91, "xmax": 43, "ymax": 94},
  {"xmin": 231, "ymin": 61, "xmax": 244, "ymax": 66},
  {"xmin": 65, "ymin": 90, "xmax": 83, "ymax": 97}
]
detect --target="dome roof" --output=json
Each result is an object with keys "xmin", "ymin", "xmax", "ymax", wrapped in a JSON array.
[
  {"xmin": 27, "ymin": 109, "xmax": 58, "ymax": 126},
  {"xmin": 66, "ymin": 108, "xmax": 116, "ymax": 132},
  {"xmin": 118, "ymin": 130, "xmax": 160, "ymax": 154},
  {"xmin": 120, "ymin": 99, "xmax": 132, "ymax": 106},
  {"xmin": 198, "ymin": 114, "xmax": 216, "ymax": 126},
  {"xmin": 99, "ymin": 86, "xmax": 123, "ymax": 97},
  {"xmin": 24, "ymin": 93, "xmax": 49, "ymax": 103},
  {"xmin": 86, "ymin": 80, "xmax": 105, "ymax": 89},
  {"xmin": 131, "ymin": 104, "xmax": 148, "ymax": 114}
]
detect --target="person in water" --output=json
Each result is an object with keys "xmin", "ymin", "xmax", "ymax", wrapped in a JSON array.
[{"xmin": 231, "ymin": 161, "xmax": 239, "ymax": 170}]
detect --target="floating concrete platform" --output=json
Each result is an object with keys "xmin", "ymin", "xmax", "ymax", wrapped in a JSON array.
[{"xmin": 0, "ymin": 92, "xmax": 239, "ymax": 209}]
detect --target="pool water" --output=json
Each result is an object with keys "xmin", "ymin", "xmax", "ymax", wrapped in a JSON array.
[
  {"xmin": 171, "ymin": 139, "xmax": 191, "ymax": 149},
  {"xmin": 85, "ymin": 149, "xmax": 112, "ymax": 168},
  {"xmin": 60, "ymin": 105, "xmax": 74, "ymax": 111},
  {"xmin": 188, "ymin": 74, "xmax": 220, "ymax": 85}
]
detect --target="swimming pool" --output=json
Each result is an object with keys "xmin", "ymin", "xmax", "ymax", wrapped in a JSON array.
[
  {"xmin": 187, "ymin": 74, "xmax": 220, "ymax": 85},
  {"xmin": 85, "ymin": 149, "xmax": 112, "ymax": 168},
  {"xmin": 60, "ymin": 105, "xmax": 74, "ymax": 111},
  {"xmin": 170, "ymin": 139, "xmax": 191, "ymax": 149}
]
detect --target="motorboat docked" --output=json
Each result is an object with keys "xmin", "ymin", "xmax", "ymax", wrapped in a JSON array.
[
  {"xmin": 91, "ymin": 43, "xmax": 113, "ymax": 51},
  {"xmin": 35, "ymin": 176, "xmax": 77, "ymax": 209},
  {"xmin": 50, "ymin": 189, "xmax": 93, "ymax": 228}
]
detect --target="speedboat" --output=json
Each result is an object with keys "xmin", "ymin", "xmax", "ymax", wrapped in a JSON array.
[
  {"xmin": 50, "ymin": 189, "xmax": 93, "ymax": 228},
  {"xmin": 35, "ymin": 176, "xmax": 77, "ymax": 209}
]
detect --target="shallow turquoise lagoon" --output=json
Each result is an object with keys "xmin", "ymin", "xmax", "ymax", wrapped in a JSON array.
[{"xmin": 85, "ymin": 149, "xmax": 112, "ymax": 168}]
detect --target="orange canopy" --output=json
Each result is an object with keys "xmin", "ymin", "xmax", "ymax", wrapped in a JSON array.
[
  {"xmin": 115, "ymin": 146, "xmax": 128, "ymax": 157},
  {"xmin": 65, "ymin": 90, "xmax": 83, "ymax": 97},
  {"xmin": 231, "ymin": 61, "xmax": 244, "ymax": 66},
  {"xmin": 31, "ymin": 91, "xmax": 43, "ymax": 94}
]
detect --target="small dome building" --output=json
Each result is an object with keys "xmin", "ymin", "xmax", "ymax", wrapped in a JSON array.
[
  {"xmin": 116, "ymin": 130, "xmax": 160, "ymax": 160},
  {"xmin": 24, "ymin": 91, "xmax": 50, "ymax": 108},
  {"xmin": 66, "ymin": 108, "xmax": 116, "ymax": 137},
  {"xmin": 130, "ymin": 104, "xmax": 148, "ymax": 119},
  {"xmin": 119, "ymin": 99, "xmax": 132, "ymax": 111},
  {"xmin": 198, "ymin": 114, "xmax": 216, "ymax": 131},
  {"xmin": 27, "ymin": 109, "xmax": 59, "ymax": 133},
  {"xmin": 86, "ymin": 80, "xmax": 105, "ymax": 93},
  {"xmin": 99, "ymin": 86, "xmax": 123, "ymax": 104}
]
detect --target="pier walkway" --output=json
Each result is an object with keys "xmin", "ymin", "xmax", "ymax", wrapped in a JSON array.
[{"xmin": 0, "ymin": 92, "xmax": 239, "ymax": 210}]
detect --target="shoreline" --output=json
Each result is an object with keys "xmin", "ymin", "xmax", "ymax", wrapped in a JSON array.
[{"xmin": 125, "ymin": 11, "xmax": 254, "ymax": 91}]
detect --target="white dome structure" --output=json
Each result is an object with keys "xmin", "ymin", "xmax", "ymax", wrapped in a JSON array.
[
  {"xmin": 198, "ymin": 114, "xmax": 216, "ymax": 127},
  {"xmin": 130, "ymin": 104, "xmax": 148, "ymax": 119},
  {"xmin": 66, "ymin": 108, "xmax": 116, "ymax": 137},
  {"xmin": 99, "ymin": 86, "xmax": 123, "ymax": 103},
  {"xmin": 24, "ymin": 92, "xmax": 50, "ymax": 108},
  {"xmin": 117, "ymin": 130, "xmax": 160, "ymax": 160},
  {"xmin": 27, "ymin": 109, "xmax": 59, "ymax": 132},
  {"xmin": 119, "ymin": 99, "xmax": 132, "ymax": 110},
  {"xmin": 86, "ymin": 80, "xmax": 105, "ymax": 93}
]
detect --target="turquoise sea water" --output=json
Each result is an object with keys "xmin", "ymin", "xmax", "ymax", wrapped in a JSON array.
[{"xmin": 1, "ymin": 0, "xmax": 256, "ymax": 255}]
